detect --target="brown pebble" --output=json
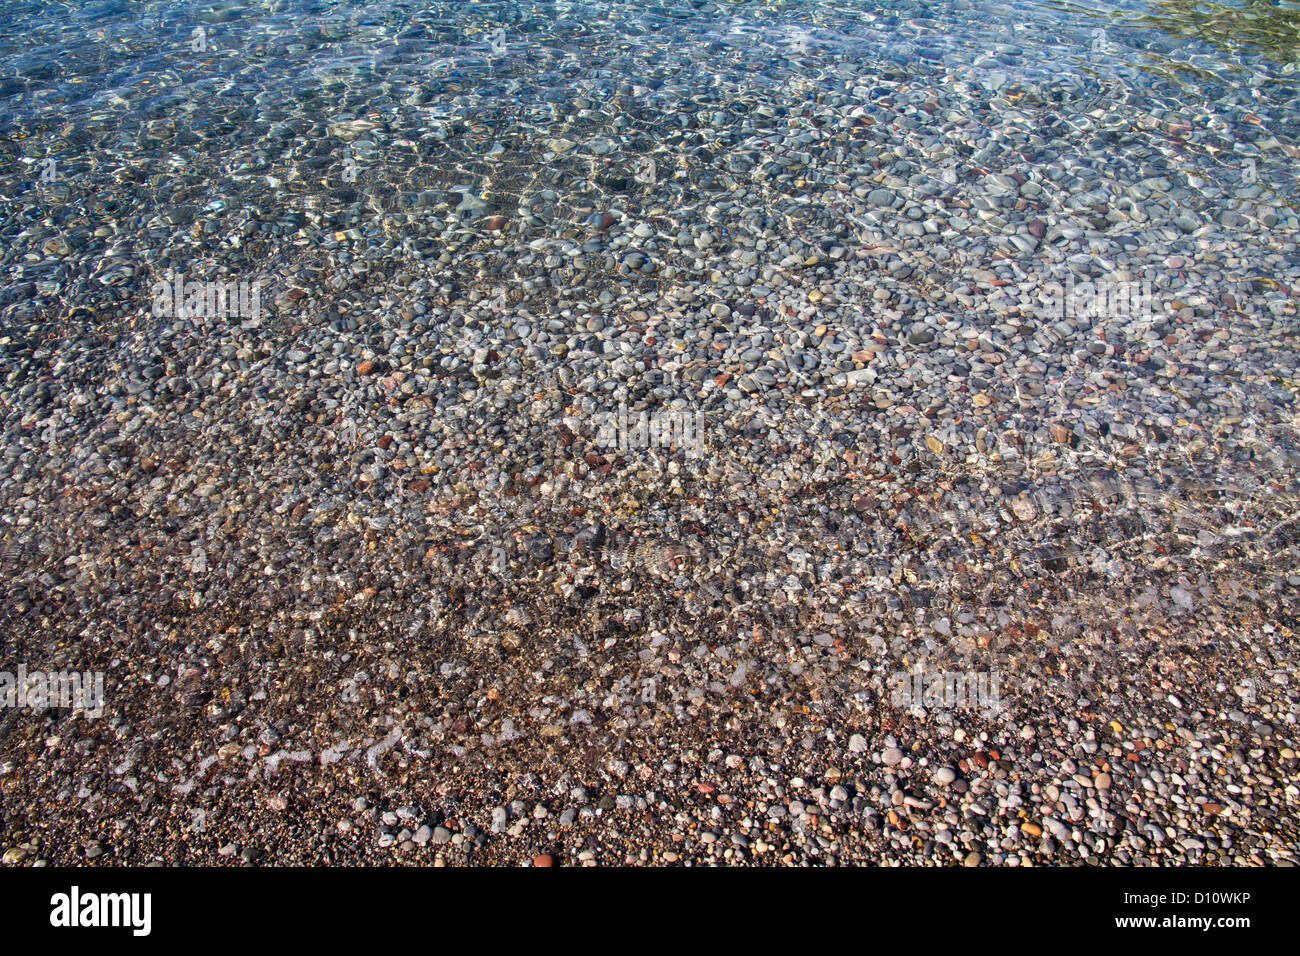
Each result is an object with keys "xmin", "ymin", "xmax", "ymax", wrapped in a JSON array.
[
  {"xmin": 484, "ymin": 215, "xmax": 508, "ymax": 231},
  {"xmin": 356, "ymin": 360, "xmax": 375, "ymax": 375},
  {"xmin": 533, "ymin": 854, "xmax": 555, "ymax": 867}
]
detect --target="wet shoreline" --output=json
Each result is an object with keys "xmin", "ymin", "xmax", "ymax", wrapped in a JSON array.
[{"xmin": 2, "ymin": 0, "xmax": 1298, "ymax": 865}]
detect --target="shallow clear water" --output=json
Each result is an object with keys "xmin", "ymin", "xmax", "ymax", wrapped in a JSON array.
[
  {"xmin": 3, "ymin": 4, "xmax": 1300, "ymax": 870},
  {"xmin": 3, "ymin": 1, "xmax": 1297, "ymax": 322},
  {"xmin": 0, "ymin": 1, "xmax": 1296, "ymax": 114},
  {"xmin": 3, "ymin": 1, "xmax": 1297, "ymax": 182}
]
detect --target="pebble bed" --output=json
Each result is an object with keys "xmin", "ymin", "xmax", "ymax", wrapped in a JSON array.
[{"xmin": 1, "ymin": 0, "xmax": 1299, "ymax": 866}]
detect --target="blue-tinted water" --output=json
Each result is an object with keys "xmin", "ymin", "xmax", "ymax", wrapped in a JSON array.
[
  {"xmin": 2, "ymin": 2, "xmax": 1296, "ymax": 132},
  {"xmin": 1, "ymin": 1, "xmax": 1297, "ymax": 327}
]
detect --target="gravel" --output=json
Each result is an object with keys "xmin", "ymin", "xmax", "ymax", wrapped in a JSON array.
[{"xmin": 1, "ymin": 0, "xmax": 1298, "ymax": 867}]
